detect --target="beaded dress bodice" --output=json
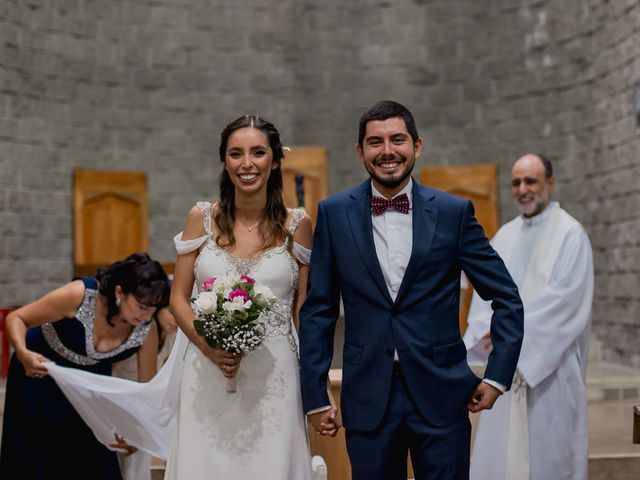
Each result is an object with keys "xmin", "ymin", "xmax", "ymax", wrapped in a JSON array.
[
  {"xmin": 193, "ymin": 202, "xmax": 305, "ymax": 353},
  {"xmin": 39, "ymin": 277, "xmax": 151, "ymax": 367}
]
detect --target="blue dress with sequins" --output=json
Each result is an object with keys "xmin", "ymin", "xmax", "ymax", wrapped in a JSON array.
[{"xmin": 0, "ymin": 277, "xmax": 152, "ymax": 480}]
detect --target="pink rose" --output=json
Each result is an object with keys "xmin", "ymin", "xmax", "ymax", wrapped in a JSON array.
[
  {"xmin": 228, "ymin": 289, "xmax": 250, "ymax": 303},
  {"xmin": 240, "ymin": 275, "xmax": 255, "ymax": 284},
  {"xmin": 202, "ymin": 277, "xmax": 217, "ymax": 291}
]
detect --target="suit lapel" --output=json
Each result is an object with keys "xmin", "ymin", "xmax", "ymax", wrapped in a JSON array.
[
  {"xmin": 346, "ymin": 181, "xmax": 394, "ymax": 305},
  {"xmin": 394, "ymin": 183, "xmax": 438, "ymax": 306}
]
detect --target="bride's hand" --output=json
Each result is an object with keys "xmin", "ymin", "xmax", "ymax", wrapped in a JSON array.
[{"xmin": 203, "ymin": 346, "xmax": 242, "ymax": 378}]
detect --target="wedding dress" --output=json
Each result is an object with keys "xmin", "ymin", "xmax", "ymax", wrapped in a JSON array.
[
  {"xmin": 164, "ymin": 202, "xmax": 312, "ymax": 479},
  {"xmin": 45, "ymin": 203, "xmax": 320, "ymax": 480}
]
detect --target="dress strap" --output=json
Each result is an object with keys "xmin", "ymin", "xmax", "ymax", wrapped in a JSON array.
[
  {"xmin": 292, "ymin": 242, "xmax": 311, "ymax": 265},
  {"xmin": 287, "ymin": 209, "xmax": 311, "ymax": 264},
  {"xmin": 196, "ymin": 201, "xmax": 213, "ymax": 236},
  {"xmin": 286, "ymin": 208, "xmax": 306, "ymax": 238},
  {"xmin": 173, "ymin": 233, "xmax": 209, "ymax": 255},
  {"xmin": 173, "ymin": 202, "xmax": 213, "ymax": 255},
  {"xmin": 72, "ymin": 277, "xmax": 98, "ymax": 291}
]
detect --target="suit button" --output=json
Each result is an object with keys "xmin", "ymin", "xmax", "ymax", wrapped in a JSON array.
[{"xmin": 386, "ymin": 348, "xmax": 393, "ymax": 357}]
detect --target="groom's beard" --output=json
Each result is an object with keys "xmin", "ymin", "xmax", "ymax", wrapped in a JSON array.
[{"xmin": 366, "ymin": 153, "xmax": 415, "ymax": 189}]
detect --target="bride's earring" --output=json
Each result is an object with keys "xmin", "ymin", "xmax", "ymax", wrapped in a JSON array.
[{"xmin": 115, "ymin": 297, "xmax": 121, "ymax": 307}]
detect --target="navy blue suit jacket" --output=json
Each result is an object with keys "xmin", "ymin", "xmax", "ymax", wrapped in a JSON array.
[{"xmin": 299, "ymin": 179, "xmax": 524, "ymax": 431}]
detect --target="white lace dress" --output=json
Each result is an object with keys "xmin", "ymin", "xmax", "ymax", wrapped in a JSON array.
[{"xmin": 164, "ymin": 202, "xmax": 312, "ymax": 480}]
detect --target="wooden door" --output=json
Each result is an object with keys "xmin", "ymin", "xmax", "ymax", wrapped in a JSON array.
[
  {"xmin": 420, "ymin": 164, "xmax": 500, "ymax": 334},
  {"xmin": 73, "ymin": 170, "xmax": 148, "ymax": 276},
  {"xmin": 281, "ymin": 147, "xmax": 328, "ymax": 226}
]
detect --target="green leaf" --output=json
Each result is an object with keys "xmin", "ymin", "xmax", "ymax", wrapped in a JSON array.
[{"xmin": 193, "ymin": 319, "xmax": 205, "ymax": 336}]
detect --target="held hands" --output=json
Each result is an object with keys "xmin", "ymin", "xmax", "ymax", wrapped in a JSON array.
[
  {"xmin": 309, "ymin": 407, "xmax": 342, "ymax": 437},
  {"xmin": 110, "ymin": 433, "xmax": 138, "ymax": 458},
  {"xmin": 17, "ymin": 349, "xmax": 49, "ymax": 378},
  {"xmin": 467, "ymin": 381, "xmax": 502, "ymax": 413},
  {"xmin": 309, "ymin": 386, "xmax": 342, "ymax": 437}
]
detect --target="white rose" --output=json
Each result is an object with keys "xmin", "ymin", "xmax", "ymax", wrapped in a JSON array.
[
  {"xmin": 193, "ymin": 291, "xmax": 217, "ymax": 314},
  {"xmin": 210, "ymin": 276, "xmax": 230, "ymax": 294},
  {"xmin": 253, "ymin": 284, "xmax": 276, "ymax": 307},
  {"xmin": 222, "ymin": 296, "xmax": 252, "ymax": 313}
]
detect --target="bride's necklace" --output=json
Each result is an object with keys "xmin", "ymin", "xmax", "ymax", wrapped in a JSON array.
[{"xmin": 236, "ymin": 217, "xmax": 260, "ymax": 232}]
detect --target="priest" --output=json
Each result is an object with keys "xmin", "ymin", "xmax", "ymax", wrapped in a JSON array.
[{"xmin": 463, "ymin": 153, "xmax": 593, "ymax": 480}]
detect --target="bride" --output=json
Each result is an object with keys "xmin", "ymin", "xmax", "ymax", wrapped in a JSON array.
[
  {"xmin": 166, "ymin": 115, "xmax": 337, "ymax": 479},
  {"xmin": 42, "ymin": 115, "xmax": 335, "ymax": 479}
]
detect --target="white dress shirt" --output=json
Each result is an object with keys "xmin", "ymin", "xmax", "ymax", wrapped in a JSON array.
[
  {"xmin": 371, "ymin": 180, "xmax": 413, "ymax": 361},
  {"xmin": 371, "ymin": 180, "xmax": 414, "ymax": 301}
]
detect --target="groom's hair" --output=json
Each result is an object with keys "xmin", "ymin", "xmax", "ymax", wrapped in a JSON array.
[{"xmin": 357, "ymin": 100, "xmax": 419, "ymax": 148}]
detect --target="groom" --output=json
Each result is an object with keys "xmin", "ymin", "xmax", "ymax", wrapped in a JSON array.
[{"xmin": 299, "ymin": 100, "xmax": 524, "ymax": 480}]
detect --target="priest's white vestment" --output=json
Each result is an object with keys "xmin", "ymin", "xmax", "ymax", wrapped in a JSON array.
[{"xmin": 463, "ymin": 201, "xmax": 593, "ymax": 480}]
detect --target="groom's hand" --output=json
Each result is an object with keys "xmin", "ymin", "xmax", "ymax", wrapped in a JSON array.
[
  {"xmin": 309, "ymin": 408, "xmax": 341, "ymax": 437},
  {"xmin": 467, "ymin": 382, "xmax": 502, "ymax": 413}
]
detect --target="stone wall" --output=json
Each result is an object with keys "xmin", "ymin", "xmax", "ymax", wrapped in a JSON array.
[
  {"xmin": 1, "ymin": 0, "xmax": 639, "ymax": 364},
  {"xmin": 577, "ymin": 0, "xmax": 640, "ymax": 366},
  {"xmin": 0, "ymin": 0, "xmax": 299, "ymax": 303},
  {"xmin": 291, "ymin": 0, "xmax": 640, "ymax": 364}
]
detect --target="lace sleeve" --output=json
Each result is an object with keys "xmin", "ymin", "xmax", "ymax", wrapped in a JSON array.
[
  {"xmin": 196, "ymin": 201, "xmax": 213, "ymax": 236},
  {"xmin": 287, "ymin": 208, "xmax": 310, "ymax": 264},
  {"xmin": 287, "ymin": 208, "xmax": 306, "ymax": 234},
  {"xmin": 292, "ymin": 242, "xmax": 311, "ymax": 265}
]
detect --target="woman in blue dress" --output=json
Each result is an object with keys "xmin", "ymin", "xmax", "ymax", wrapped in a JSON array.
[{"xmin": 0, "ymin": 252, "xmax": 170, "ymax": 480}]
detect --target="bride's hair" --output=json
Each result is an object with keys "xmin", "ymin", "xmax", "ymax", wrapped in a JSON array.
[{"xmin": 214, "ymin": 115, "xmax": 292, "ymax": 252}]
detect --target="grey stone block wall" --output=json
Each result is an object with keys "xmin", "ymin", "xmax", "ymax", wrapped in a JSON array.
[
  {"xmin": 0, "ymin": 0, "xmax": 298, "ymax": 304},
  {"xmin": 289, "ymin": 0, "xmax": 640, "ymax": 363},
  {"xmin": 1, "ymin": 0, "xmax": 639, "ymax": 365}
]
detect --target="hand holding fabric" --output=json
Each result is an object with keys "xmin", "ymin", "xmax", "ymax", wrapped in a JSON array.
[
  {"xmin": 17, "ymin": 349, "xmax": 49, "ymax": 378},
  {"xmin": 110, "ymin": 433, "xmax": 138, "ymax": 458}
]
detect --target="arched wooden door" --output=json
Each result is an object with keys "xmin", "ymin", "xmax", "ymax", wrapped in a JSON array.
[
  {"xmin": 420, "ymin": 164, "xmax": 500, "ymax": 334},
  {"xmin": 73, "ymin": 170, "xmax": 148, "ymax": 276}
]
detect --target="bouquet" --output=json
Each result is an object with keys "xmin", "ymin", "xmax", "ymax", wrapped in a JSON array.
[{"xmin": 191, "ymin": 274, "xmax": 276, "ymax": 392}]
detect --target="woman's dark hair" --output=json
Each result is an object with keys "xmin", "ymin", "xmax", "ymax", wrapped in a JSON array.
[
  {"xmin": 96, "ymin": 253, "xmax": 170, "ymax": 326},
  {"xmin": 214, "ymin": 115, "xmax": 291, "ymax": 252}
]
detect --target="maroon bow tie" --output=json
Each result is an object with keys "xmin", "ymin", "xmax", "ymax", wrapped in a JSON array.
[{"xmin": 371, "ymin": 193, "xmax": 410, "ymax": 215}]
